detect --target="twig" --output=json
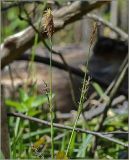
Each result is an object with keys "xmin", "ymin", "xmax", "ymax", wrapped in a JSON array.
[
  {"xmin": 97, "ymin": 63, "xmax": 128, "ymax": 131},
  {"xmin": 101, "ymin": 131, "xmax": 128, "ymax": 134},
  {"xmin": 92, "ymin": 60, "xmax": 128, "ymax": 154},
  {"xmin": 7, "ymin": 112, "xmax": 128, "ymax": 148},
  {"xmin": 105, "ymin": 55, "xmax": 128, "ymax": 95},
  {"xmin": 87, "ymin": 13, "xmax": 128, "ymax": 41},
  {"xmin": 83, "ymin": 55, "xmax": 128, "ymax": 120}
]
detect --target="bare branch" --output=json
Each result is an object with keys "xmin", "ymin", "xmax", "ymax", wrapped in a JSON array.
[
  {"xmin": 1, "ymin": 1, "xmax": 109, "ymax": 69},
  {"xmin": 97, "ymin": 62, "xmax": 128, "ymax": 131},
  {"xmin": 17, "ymin": 53, "xmax": 127, "ymax": 96},
  {"xmin": 92, "ymin": 59, "xmax": 128, "ymax": 152},
  {"xmin": 87, "ymin": 13, "xmax": 128, "ymax": 41},
  {"xmin": 83, "ymin": 56, "xmax": 128, "ymax": 120},
  {"xmin": 8, "ymin": 112, "xmax": 128, "ymax": 148}
]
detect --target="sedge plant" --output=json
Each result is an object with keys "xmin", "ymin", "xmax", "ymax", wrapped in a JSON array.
[
  {"xmin": 42, "ymin": 8, "xmax": 55, "ymax": 158},
  {"xmin": 66, "ymin": 22, "xmax": 97, "ymax": 157}
]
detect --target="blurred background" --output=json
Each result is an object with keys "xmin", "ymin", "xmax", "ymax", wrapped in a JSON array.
[{"xmin": 1, "ymin": 0, "xmax": 128, "ymax": 159}]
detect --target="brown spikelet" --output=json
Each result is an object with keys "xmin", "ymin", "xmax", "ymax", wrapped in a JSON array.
[
  {"xmin": 89, "ymin": 22, "xmax": 97, "ymax": 48},
  {"xmin": 42, "ymin": 8, "xmax": 54, "ymax": 38}
]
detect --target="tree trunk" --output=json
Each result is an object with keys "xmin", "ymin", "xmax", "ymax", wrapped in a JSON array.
[{"xmin": 1, "ymin": 85, "xmax": 10, "ymax": 159}]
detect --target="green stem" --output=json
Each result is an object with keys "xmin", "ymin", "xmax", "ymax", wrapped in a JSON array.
[
  {"xmin": 49, "ymin": 38, "xmax": 54, "ymax": 158},
  {"xmin": 66, "ymin": 67, "xmax": 88, "ymax": 156},
  {"xmin": 66, "ymin": 38, "xmax": 91, "ymax": 156}
]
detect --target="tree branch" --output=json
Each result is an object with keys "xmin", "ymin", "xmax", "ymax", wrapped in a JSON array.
[
  {"xmin": 8, "ymin": 112, "xmax": 128, "ymax": 148},
  {"xmin": 83, "ymin": 56, "xmax": 128, "ymax": 120},
  {"xmin": 87, "ymin": 13, "xmax": 128, "ymax": 41},
  {"xmin": 1, "ymin": 0, "xmax": 109, "ymax": 69},
  {"xmin": 17, "ymin": 53, "xmax": 127, "ymax": 96},
  {"xmin": 97, "ymin": 62, "xmax": 128, "ymax": 131},
  {"xmin": 92, "ymin": 60, "xmax": 128, "ymax": 152}
]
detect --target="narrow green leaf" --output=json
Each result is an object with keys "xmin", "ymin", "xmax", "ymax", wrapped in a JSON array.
[
  {"xmin": 23, "ymin": 128, "xmax": 51, "ymax": 139},
  {"xmin": 92, "ymin": 82, "xmax": 108, "ymax": 101},
  {"xmin": 69, "ymin": 132, "xmax": 76, "ymax": 156},
  {"xmin": 14, "ymin": 117, "xmax": 20, "ymax": 137},
  {"xmin": 92, "ymin": 82, "xmax": 104, "ymax": 97},
  {"xmin": 61, "ymin": 131, "xmax": 68, "ymax": 151},
  {"xmin": 77, "ymin": 134, "xmax": 93, "ymax": 158}
]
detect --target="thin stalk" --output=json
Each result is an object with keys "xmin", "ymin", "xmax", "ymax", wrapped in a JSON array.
[
  {"xmin": 29, "ymin": 33, "xmax": 38, "ymax": 81},
  {"xmin": 49, "ymin": 38, "xmax": 54, "ymax": 158},
  {"xmin": 66, "ymin": 53, "xmax": 89, "ymax": 157},
  {"xmin": 8, "ymin": 112, "xmax": 128, "ymax": 148},
  {"xmin": 66, "ymin": 68, "xmax": 89, "ymax": 156},
  {"xmin": 66, "ymin": 23, "xmax": 97, "ymax": 156},
  {"xmin": 26, "ymin": 33, "xmax": 38, "ymax": 90}
]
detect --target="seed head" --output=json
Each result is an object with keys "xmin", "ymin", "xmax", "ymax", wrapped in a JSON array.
[
  {"xmin": 42, "ymin": 8, "xmax": 54, "ymax": 38},
  {"xmin": 90, "ymin": 22, "xmax": 97, "ymax": 47}
]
